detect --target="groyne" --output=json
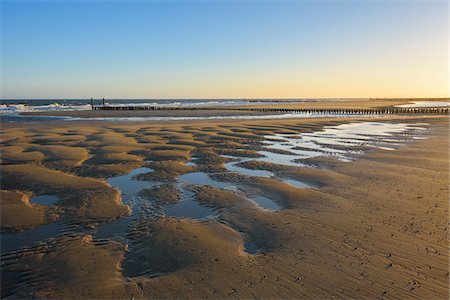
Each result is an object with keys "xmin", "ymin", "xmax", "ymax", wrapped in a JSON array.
[{"xmin": 92, "ymin": 106, "xmax": 449, "ymax": 115}]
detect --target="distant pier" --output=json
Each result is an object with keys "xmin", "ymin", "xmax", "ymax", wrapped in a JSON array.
[{"xmin": 92, "ymin": 106, "xmax": 449, "ymax": 115}]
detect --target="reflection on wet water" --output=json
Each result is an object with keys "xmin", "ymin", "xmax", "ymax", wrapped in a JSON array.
[
  {"xmin": 284, "ymin": 179, "xmax": 311, "ymax": 189},
  {"xmin": 164, "ymin": 185, "xmax": 215, "ymax": 220},
  {"xmin": 219, "ymin": 122, "xmax": 427, "ymax": 196},
  {"xmin": 97, "ymin": 170, "xmax": 222, "ymax": 242},
  {"xmin": 29, "ymin": 195, "xmax": 59, "ymax": 206},
  {"xmin": 255, "ymin": 151, "xmax": 307, "ymax": 166},
  {"xmin": 224, "ymin": 161, "xmax": 273, "ymax": 178},
  {"xmin": 179, "ymin": 172, "xmax": 232, "ymax": 189},
  {"xmin": 185, "ymin": 156, "xmax": 198, "ymax": 166},
  {"xmin": 244, "ymin": 240, "xmax": 262, "ymax": 254},
  {"xmin": 96, "ymin": 166, "xmax": 161, "ymax": 241},
  {"xmin": 249, "ymin": 195, "xmax": 280, "ymax": 211},
  {"xmin": 1, "ymin": 221, "xmax": 68, "ymax": 254},
  {"xmin": 257, "ymin": 121, "xmax": 427, "ymax": 165},
  {"xmin": 107, "ymin": 167, "xmax": 155, "ymax": 201}
]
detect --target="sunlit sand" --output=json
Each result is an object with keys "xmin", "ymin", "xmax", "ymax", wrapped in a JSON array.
[{"xmin": 1, "ymin": 100, "xmax": 448, "ymax": 298}]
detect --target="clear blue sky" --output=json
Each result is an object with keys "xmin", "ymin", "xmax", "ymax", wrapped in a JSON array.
[{"xmin": 1, "ymin": 0, "xmax": 448, "ymax": 99}]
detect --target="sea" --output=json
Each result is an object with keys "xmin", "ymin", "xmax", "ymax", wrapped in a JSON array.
[
  {"xmin": 0, "ymin": 98, "xmax": 341, "ymax": 122},
  {"xmin": 0, "ymin": 98, "xmax": 317, "ymax": 115},
  {"xmin": 3, "ymin": 98, "xmax": 444, "ymax": 123}
]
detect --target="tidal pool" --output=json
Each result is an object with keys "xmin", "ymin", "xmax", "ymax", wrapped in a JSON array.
[
  {"xmin": 218, "ymin": 121, "xmax": 427, "ymax": 194},
  {"xmin": 179, "ymin": 172, "xmax": 236, "ymax": 190},
  {"xmin": 224, "ymin": 161, "xmax": 273, "ymax": 178},
  {"xmin": 1, "ymin": 221, "xmax": 69, "ymax": 254},
  {"xmin": 163, "ymin": 185, "xmax": 215, "ymax": 220},
  {"xmin": 95, "ymin": 167, "xmax": 157, "ymax": 241},
  {"xmin": 29, "ymin": 195, "xmax": 59, "ymax": 206},
  {"xmin": 256, "ymin": 121, "xmax": 428, "ymax": 165},
  {"xmin": 244, "ymin": 240, "xmax": 263, "ymax": 254},
  {"xmin": 1, "ymin": 171, "xmax": 160, "ymax": 255},
  {"xmin": 97, "ymin": 170, "xmax": 222, "ymax": 241},
  {"xmin": 249, "ymin": 195, "xmax": 281, "ymax": 211},
  {"xmin": 107, "ymin": 167, "xmax": 154, "ymax": 201},
  {"xmin": 284, "ymin": 179, "xmax": 311, "ymax": 189}
]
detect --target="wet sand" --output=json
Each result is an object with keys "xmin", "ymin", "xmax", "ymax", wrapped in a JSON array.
[{"xmin": 0, "ymin": 115, "xmax": 448, "ymax": 299}]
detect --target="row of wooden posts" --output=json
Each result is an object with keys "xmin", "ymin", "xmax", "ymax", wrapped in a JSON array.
[{"xmin": 90, "ymin": 100, "xmax": 449, "ymax": 115}]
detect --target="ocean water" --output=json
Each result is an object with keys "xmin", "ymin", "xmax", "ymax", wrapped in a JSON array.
[
  {"xmin": 0, "ymin": 98, "xmax": 382, "ymax": 122},
  {"xmin": 0, "ymin": 98, "xmax": 310, "ymax": 115}
]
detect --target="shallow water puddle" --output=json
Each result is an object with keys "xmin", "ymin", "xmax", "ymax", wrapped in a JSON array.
[
  {"xmin": 96, "ymin": 167, "xmax": 157, "ymax": 241},
  {"xmin": 244, "ymin": 240, "xmax": 262, "ymax": 254},
  {"xmin": 185, "ymin": 156, "xmax": 198, "ymax": 166},
  {"xmin": 249, "ymin": 195, "xmax": 280, "ymax": 211},
  {"xmin": 29, "ymin": 195, "xmax": 59, "ymax": 206},
  {"xmin": 284, "ymin": 179, "xmax": 311, "ymax": 189},
  {"xmin": 1, "ymin": 221, "xmax": 68, "ymax": 254},
  {"xmin": 255, "ymin": 151, "xmax": 307, "ymax": 167},
  {"xmin": 220, "ymin": 122, "xmax": 428, "ymax": 190},
  {"xmin": 179, "ymin": 172, "xmax": 236, "ymax": 190},
  {"xmin": 258, "ymin": 122, "xmax": 428, "ymax": 165},
  {"xmin": 94, "ymin": 217, "xmax": 133, "ymax": 242},
  {"xmin": 222, "ymin": 154, "xmax": 314, "ymax": 190},
  {"xmin": 175, "ymin": 171, "xmax": 285, "ymax": 215},
  {"xmin": 108, "ymin": 167, "xmax": 154, "ymax": 201},
  {"xmin": 98, "ymin": 170, "xmax": 222, "ymax": 240},
  {"xmin": 224, "ymin": 161, "xmax": 273, "ymax": 178},
  {"xmin": 163, "ymin": 185, "xmax": 215, "ymax": 219}
]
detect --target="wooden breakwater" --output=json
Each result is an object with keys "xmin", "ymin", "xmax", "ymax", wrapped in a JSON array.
[{"xmin": 92, "ymin": 106, "xmax": 450, "ymax": 115}]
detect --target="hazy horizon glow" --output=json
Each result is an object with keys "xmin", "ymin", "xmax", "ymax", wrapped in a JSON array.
[{"xmin": 1, "ymin": 0, "xmax": 448, "ymax": 99}]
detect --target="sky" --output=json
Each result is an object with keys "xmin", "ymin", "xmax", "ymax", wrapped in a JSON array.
[{"xmin": 1, "ymin": 0, "xmax": 448, "ymax": 99}]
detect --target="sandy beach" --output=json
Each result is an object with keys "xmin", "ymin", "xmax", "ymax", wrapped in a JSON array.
[
  {"xmin": 1, "ymin": 113, "xmax": 448, "ymax": 299},
  {"xmin": 2, "ymin": 0, "xmax": 449, "ymax": 298}
]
